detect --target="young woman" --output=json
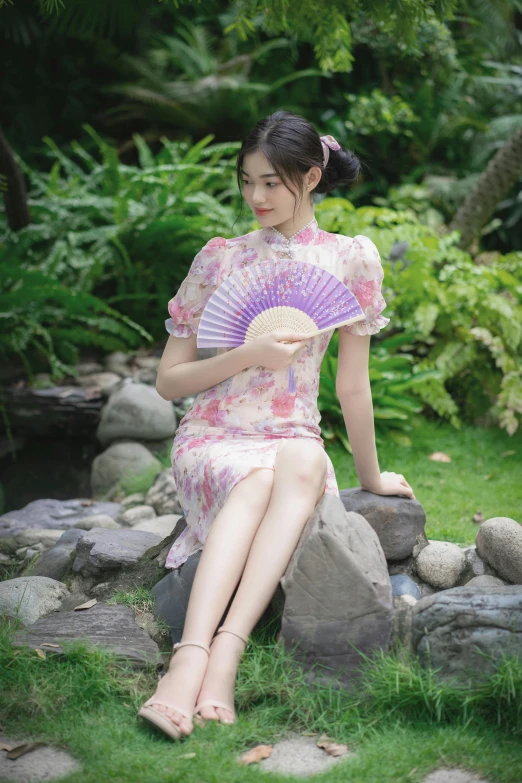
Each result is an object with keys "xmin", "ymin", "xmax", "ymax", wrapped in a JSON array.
[{"xmin": 138, "ymin": 110, "xmax": 415, "ymax": 741}]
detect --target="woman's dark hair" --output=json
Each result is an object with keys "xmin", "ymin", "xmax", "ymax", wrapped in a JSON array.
[{"xmin": 235, "ymin": 110, "xmax": 361, "ymax": 224}]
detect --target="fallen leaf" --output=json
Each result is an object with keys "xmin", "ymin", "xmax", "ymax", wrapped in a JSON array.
[
  {"xmin": 483, "ymin": 474, "xmax": 494, "ymax": 481},
  {"xmin": 35, "ymin": 649, "xmax": 46, "ymax": 660},
  {"xmin": 80, "ymin": 500, "xmax": 95, "ymax": 507},
  {"xmin": 407, "ymin": 768, "xmax": 418, "ymax": 777},
  {"xmin": 0, "ymin": 743, "xmax": 13, "ymax": 752},
  {"xmin": 7, "ymin": 742, "xmax": 47, "ymax": 760},
  {"xmin": 472, "ymin": 511, "xmax": 485, "ymax": 524},
  {"xmin": 177, "ymin": 752, "xmax": 196, "ymax": 759},
  {"xmin": 237, "ymin": 744, "xmax": 273, "ymax": 765},
  {"xmin": 429, "ymin": 452, "xmax": 451, "ymax": 462},
  {"xmin": 40, "ymin": 643, "xmax": 61, "ymax": 648},
  {"xmin": 501, "ymin": 450, "xmax": 516, "ymax": 457},
  {"xmin": 73, "ymin": 599, "xmax": 97, "ymax": 611},
  {"xmin": 316, "ymin": 736, "xmax": 349, "ymax": 757}
]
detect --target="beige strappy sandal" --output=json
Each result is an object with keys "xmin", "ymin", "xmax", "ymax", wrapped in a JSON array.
[
  {"xmin": 138, "ymin": 640, "xmax": 210, "ymax": 740},
  {"xmin": 193, "ymin": 626, "xmax": 249, "ymax": 727}
]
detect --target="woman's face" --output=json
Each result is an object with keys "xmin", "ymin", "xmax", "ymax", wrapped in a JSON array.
[{"xmin": 241, "ymin": 150, "xmax": 318, "ymax": 228}]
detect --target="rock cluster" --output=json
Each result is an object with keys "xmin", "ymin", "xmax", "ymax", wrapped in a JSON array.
[{"xmin": 1, "ymin": 354, "xmax": 521, "ymax": 690}]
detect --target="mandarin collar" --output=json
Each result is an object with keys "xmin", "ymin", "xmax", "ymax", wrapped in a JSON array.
[{"xmin": 261, "ymin": 216, "xmax": 320, "ymax": 247}]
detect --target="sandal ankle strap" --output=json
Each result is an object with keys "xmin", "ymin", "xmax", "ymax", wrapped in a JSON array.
[
  {"xmin": 173, "ymin": 640, "xmax": 210, "ymax": 654},
  {"xmin": 216, "ymin": 626, "xmax": 249, "ymax": 645}
]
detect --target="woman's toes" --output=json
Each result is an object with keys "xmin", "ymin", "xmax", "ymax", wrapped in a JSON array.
[
  {"xmin": 216, "ymin": 707, "xmax": 235, "ymax": 724},
  {"xmin": 199, "ymin": 705, "xmax": 220, "ymax": 721}
]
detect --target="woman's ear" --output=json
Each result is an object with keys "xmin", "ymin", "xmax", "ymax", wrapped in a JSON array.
[{"xmin": 306, "ymin": 165, "xmax": 323, "ymax": 191}]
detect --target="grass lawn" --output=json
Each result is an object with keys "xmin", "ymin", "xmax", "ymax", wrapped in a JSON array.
[
  {"xmin": 328, "ymin": 416, "xmax": 522, "ymax": 545},
  {"xmin": 2, "ymin": 418, "xmax": 521, "ymax": 782},
  {"xmin": 1, "ymin": 611, "xmax": 522, "ymax": 783}
]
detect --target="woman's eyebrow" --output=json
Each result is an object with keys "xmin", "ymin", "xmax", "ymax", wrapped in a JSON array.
[{"xmin": 241, "ymin": 169, "xmax": 278, "ymax": 178}]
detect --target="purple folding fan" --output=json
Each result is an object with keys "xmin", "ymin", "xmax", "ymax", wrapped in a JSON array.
[{"xmin": 197, "ymin": 257, "xmax": 366, "ymax": 391}]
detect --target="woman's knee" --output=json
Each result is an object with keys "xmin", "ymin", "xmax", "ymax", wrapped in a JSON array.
[
  {"xmin": 275, "ymin": 441, "xmax": 327, "ymax": 487},
  {"xmin": 229, "ymin": 467, "xmax": 274, "ymax": 513}
]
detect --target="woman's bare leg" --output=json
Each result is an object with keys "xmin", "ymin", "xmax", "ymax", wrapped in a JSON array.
[
  {"xmin": 196, "ymin": 440, "xmax": 327, "ymax": 723},
  {"xmin": 147, "ymin": 467, "xmax": 274, "ymax": 736}
]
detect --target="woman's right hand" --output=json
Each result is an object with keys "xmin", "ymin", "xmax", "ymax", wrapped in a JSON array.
[{"xmin": 241, "ymin": 330, "xmax": 310, "ymax": 371}]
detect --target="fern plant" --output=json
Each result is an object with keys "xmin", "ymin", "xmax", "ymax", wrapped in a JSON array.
[
  {"xmin": 0, "ymin": 126, "xmax": 248, "ymax": 381},
  {"xmin": 315, "ymin": 198, "xmax": 522, "ymax": 440}
]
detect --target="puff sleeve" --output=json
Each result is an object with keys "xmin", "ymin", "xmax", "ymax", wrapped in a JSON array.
[
  {"xmin": 337, "ymin": 235, "xmax": 390, "ymax": 336},
  {"xmin": 165, "ymin": 237, "xmax": 227, "ymax": 338}
]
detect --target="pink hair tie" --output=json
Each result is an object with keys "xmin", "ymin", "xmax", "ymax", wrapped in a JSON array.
[{"xmin": 320, "ymin": 134, "xmax": 341, "ymax": 166}]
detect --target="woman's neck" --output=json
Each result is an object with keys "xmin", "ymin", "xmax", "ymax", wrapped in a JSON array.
[{"xmin": 271, "ymin": 209, "xmax": 315, "ymax": 240}]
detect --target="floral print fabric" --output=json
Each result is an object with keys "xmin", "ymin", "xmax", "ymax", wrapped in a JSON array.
[{"xmin": 164, "ymin": 216, "xmax": 389, "ymax": 570}]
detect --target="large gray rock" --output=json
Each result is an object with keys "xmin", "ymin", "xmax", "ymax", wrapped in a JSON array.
[
  {"xmin": 96, "ymin": 380, "xmax": 176, "ymax": 446},
  {"xmin": 67, "ymin": 528, "xmax": 176, "ymax": 600},
  {"xmin": 278, "ymin": 493, "xmax": 392, "ymax": 691},
  {"xmin": 412, "ymin": 585, "xmax": 522, "ymax": 685},
  {"xmin": 13, "ymin": 602, "xmax": 162, "ymax": 669},
  {"xmin": 91, "ymin": 442, "xmax": 161, "ymax": 497},
  {"xmin": 390, "ymin": 594, "xmax": 417, "ymax": 659},
  {"xmin": 72, "ymin": 528, "xmax": 162, "ymax": 576},
  {"xmin": 145, "ymin": 469, "xmax": 182, "ymax": 515},
  {"xmin": 0, "ymin": 577, "xmax": 70, "ymax": 625},
  {"xmin": 26, "ymin": 530, "xmax": 86, "ymax": 581},
  {"xmin": 0, "ymin": 498, "xmax": 121, "ymax": 537},
  {"xmin": 476, "ymin": 517, "xmax": 522, "ymax": 584},
  {"xmin": 340, "ymin": 488, "xmax": 426, "ymax": 560}
]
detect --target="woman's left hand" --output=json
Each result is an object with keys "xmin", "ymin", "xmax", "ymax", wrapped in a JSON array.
[{"xmin": 363, "ymin": 472, "xmax": 416, "ymax": 499}]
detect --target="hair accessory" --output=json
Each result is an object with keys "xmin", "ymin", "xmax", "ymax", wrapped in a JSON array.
[
  {"xmin": 320, "ymin": 134, "xmax": 341, "ymax": 166},
  {"xmin": 197, "ymin": 258, "xmax": 365, "ymax": 392}
]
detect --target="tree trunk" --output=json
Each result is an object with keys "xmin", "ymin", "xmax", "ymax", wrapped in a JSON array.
[
  {"xmin": 0, "ymin": 126, "xmax": 31, "ymax": 231},
  {"xmin": 449, "ymin": 125, "xmax": 522, "ymax": 250}
]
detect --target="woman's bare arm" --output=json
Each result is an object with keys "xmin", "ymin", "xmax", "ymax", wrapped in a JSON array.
[{"xmin": 156, "ymin": 333, "xmax": 252, "ymax": 400}]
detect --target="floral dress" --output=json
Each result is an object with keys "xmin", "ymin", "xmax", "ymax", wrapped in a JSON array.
[{"xmin": 163, "ymin": 215, "xmax": 390, "ymax": 570}]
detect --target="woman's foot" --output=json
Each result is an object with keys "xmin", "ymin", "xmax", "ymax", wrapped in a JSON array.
[
  {"xmin": 145, "ymin": 644, "xmax": 210, "ymax": 737},
  {"xmin": 195, "ymin": 631, "xmax": 247, "ymax": 724}
]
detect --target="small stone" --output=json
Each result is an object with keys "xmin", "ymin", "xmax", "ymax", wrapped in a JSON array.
[
  {"xmin": 120, "ymin": 493, "xmax": 146, "ymax": 510},
  {"xmin": 76, "ymin": 361, "xmax": 104, "ymax": 375},
  {"xmin": 0, "ymin": 733, "xmax": 81, "ymax": 781},
  {"xmin": 118, "ymin": 505, "xmax": 157, "ymax": 527},
  {"xmin": 465, "ymin": 575, "xmax": 507, "ymax": 587},
  {"xmin": 0, "ymin": 577, "xmax": 70, "ymax": 626},
  {"xmin": 415, "ymin": 541, "xmax": 466, "ymax": 589},
  {"xmin": 72, "ymin": 515, "xmax": 121, "ymax": 530},
  {"xmin": 257, "ymin": 733, "xmax": 355, "ymax": 777},
  {"xmin": 476, "ymin": 516, "xmax": 522, "ymax": 584},
  {"xmin": 390, "ymin": 574, "xmax": 421, "ymax": 599},
  {"xmin": 132, "ymin": 514, "xmax": 181, "ymax": 539},
  {"xmin": 421, "ymin": 767, "xmax": 493, "ymax": 783}
]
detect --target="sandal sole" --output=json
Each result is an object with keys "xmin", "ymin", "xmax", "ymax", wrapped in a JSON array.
[{"xmin": 138, "ymin": 706, "xmax": 190, "ymax": 741}]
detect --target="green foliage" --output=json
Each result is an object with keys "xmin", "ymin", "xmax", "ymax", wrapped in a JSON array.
[
  {"xmin": 0, "ymin": 128, "xmax": 250, "ymax": 380},
  {"xmin": 102, "ymin": 20, "xmax": 325, "ymax": 140},
  {"xmin": 3, "ymin": 136, "xmax": 520, "ymax": 443},
  {"xmin": 315, "ymin": 198, "xmax": 522, "ymax": 447},
  {"xmin": 344, "ymin": 89, "xmax": 420, "ymax": 138}
]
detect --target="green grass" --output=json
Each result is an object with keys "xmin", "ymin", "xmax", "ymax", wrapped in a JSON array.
[
  {"xmin": 328, "ymin": 416, "xmax": 522, "ymax": 545},
  {"xmin": 3, "ymin": 419, "xmax": 522, "ymax": 780},
  {"xmin": 1, "ymin": 613, "xmax": 522, "ymax": 783}
]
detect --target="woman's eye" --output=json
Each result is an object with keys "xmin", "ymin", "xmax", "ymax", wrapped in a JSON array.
[{"xmin": 242, "ymin": 180, "xmax": 278, "ymax": 188}]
